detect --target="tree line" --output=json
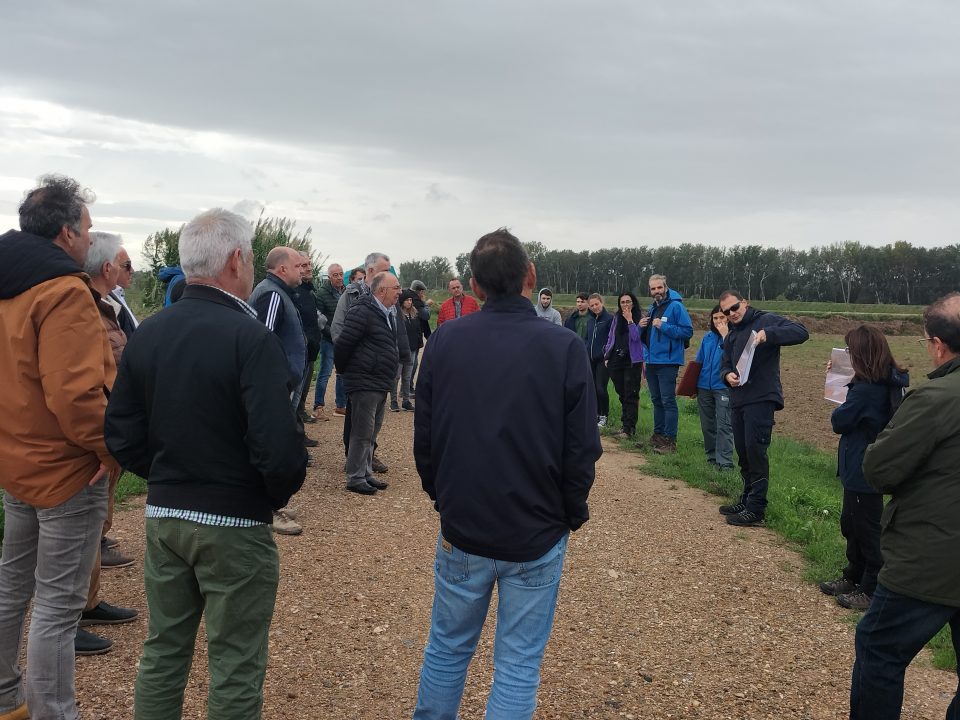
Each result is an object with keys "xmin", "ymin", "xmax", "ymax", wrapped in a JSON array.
[{"xmin": 403, "ymin": 240, "xmax": 959, "ymax": 306}]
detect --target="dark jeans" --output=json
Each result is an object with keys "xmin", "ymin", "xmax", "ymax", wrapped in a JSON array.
[
  {"xmin": 850, "ymin": 583, "xmax": 960, "ymax": 720},
  {"xmin": 608, "ymin": 362, "xmax": 641, "ymax": 435},
  {"xmin": 646, "ymin": 364, "xmax": 679, "ymax": 438},
  {"xmin": 297, "ymin": 349, "xmax": 319, "ymax": 415},
  {"xmin": 840, "ymin": 490, "xmax": 883, "ymax": 595},
  {"xmin": 590, "ymin": 358, "xmax": 610, "ymax": 417},
  {"xmin": 731, "ymin": 401, "xmax": 776, "ymax": 516}
]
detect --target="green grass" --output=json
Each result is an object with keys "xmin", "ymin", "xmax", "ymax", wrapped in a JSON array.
[{"xmin": 603, "ymin": 388, "xmax": 956, "ymax": 671}]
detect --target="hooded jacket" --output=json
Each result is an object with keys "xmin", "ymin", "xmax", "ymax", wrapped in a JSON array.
[
  {"xmin": 158, "ymin": 265, "xmax": 186, "ymax": 306},
  {"xmin": 831, "ymin": 367, "xmax": 910, "ymax": 494},
  {"xmin": 585, "ymin": 306, "xmax": 613, "ymax": 361},
  {"xmin": 720, "ymin": 307, "xmax": 809, "ymax": 410},
  {"xmin": 534, "ymin": 288, "xmax": 563, "ymax": 325},
  {"xmin": 641, "ymin": 288, "xmax": 693, "ymax": 365},
  {"xmin": 0, "ymin": 229, "xmax": 118, "ymax": 508},
  {"xmin": 863, "ymin": 356, "xmax": 960, "ymax": 606},
  {"xmin": 694, "ymin": 330, "xmax": 727, "ymax": 391}
]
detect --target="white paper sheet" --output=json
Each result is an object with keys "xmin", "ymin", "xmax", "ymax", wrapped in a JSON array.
[
  {"xmin": 825, "ymin": 347, "xmax": 855, "ymax": 404},
  {"xmin": 735, "ymin": 330, "xmax": 759, "ymax": 385}
]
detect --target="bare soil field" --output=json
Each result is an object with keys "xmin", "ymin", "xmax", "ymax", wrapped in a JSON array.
[{"xmin": 74, "ymin": 396, "xmax": 954, "ymax": 719}]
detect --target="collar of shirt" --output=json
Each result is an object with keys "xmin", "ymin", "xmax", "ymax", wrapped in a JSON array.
[
  {"xmin": 372, "ymin": 294, "xmax": 394, "ymax": 326},
  {"xmin": 194, "ymin": 283, "xmax": 259, "ymax": 319}
]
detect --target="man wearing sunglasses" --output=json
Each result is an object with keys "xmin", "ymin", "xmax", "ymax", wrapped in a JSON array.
[
  {"xmin": 718, "ymin": 291, "xmax": 808, "ymax": 527},
  {"xmin": 110, "ymin": 246, "xmax": 139, "ymax": 339}
]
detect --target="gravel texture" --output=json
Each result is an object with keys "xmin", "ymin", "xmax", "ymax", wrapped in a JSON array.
[{"xmin": 74, "ymin": 403, "xmax": 955, "ymax": 719}]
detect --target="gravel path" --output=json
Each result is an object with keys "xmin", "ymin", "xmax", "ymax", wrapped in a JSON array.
[{"xmin": 75, "ymin": 407, "xmax": 954, "ymax": 719}]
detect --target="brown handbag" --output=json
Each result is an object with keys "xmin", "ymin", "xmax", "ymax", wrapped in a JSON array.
[{"xmin": 675, "ymin": 360, "xmax": 702, "ymax": 398}]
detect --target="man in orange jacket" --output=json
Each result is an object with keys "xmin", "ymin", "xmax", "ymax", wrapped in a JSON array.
[
  {"xmin": 0, "ymin": 175, "xmax": 119, "ymax": 720},
  {"xmin": 436, "ymin": 277, "xmax": 480, "ymax": 326}
]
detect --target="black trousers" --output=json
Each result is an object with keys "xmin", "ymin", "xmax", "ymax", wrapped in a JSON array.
[
  {"xmin": 841, "ymin": 489, "xmax": 884, "ymax": 595},
  {"xmin": 590, "ymin": 358, "xmax": 610, "ymax": 417},
  {"xmin": 608, "ymin": 362, "xmax": 642, "ymax": 435},
  {"xmin": 731, "ymin": 401, "xmax": 776, "ymax": 515}
]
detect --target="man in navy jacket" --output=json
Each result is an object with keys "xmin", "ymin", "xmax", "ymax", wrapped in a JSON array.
[
  {"xmin": 719, "ymin": 290, "xmax": 809, "ymax": 526},
  {"xmin": 412, "ymin": 229, "xmax": 601, "ymax": 720}
]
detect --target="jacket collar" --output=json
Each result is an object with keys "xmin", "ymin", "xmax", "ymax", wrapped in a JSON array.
[
  {"xmin": 929, "ymin": 355, "xmax": 960, "ymax": 380},
  {"xmin": 480, "ymin": 295, "xmax": 532, "ymax": 314}
]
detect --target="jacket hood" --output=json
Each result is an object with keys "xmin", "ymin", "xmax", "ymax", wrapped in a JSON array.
[
  {"xmin": 0, "ymin": 229, "xmax": 84, "ymax": 300},
  {"xmin": 158, "ymin": 265, "xmax": 184, "ymax": 283},
  {"xmin": 535, "ymin": 288, "xmax": 555, "ymax": 317}
]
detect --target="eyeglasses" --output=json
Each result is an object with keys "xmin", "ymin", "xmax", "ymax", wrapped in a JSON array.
[
  {"xmin": 721, "ymin": 302, "xmax": 742, "ymax": 316},
  {"xmin": 619, "ymin": 299, "xmax": 633, "ymax": 305},
  {"xmin": 120, "ymin": 262, "xmax": 133, "ymax": 271},
  {"xmin": 919, "ymin": 337, "xmax": 936, "ymax": 345}
]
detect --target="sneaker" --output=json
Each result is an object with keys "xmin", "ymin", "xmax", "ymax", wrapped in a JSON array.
[
  {"xmin": 366, "ymin": 476, "xmax": 389, "ymax": 490},
  {"xmin": 402, "ymin": 400, "xmax": 415, "ymax": 411},
  {"xmin": 312, "ymin": 406, "xmax": 331, "ymax": 422},
  {"xmin": 271, "ymin": 510, "xmax": 303, "ymax": 536},
  {"xmin": 718, "ymin": 502, "xmax": 746, "ymax": 516},
  {"xmin": 80, "ymin": 601, "xmax": 139, "ymax": 627},
  {"xmin": 103, "ymin": 535, "xmax": 120, "ymax": 550},
  {"xmin": 726, "ymin": 510, "xmax": 764, "ymax": 527},
  {"xmin": 346, "ymin": 482, "xmax": 377, "ymax": 495},
  {"xmin": 101, "ymin": 543, "xmax": 135, "ymax": 569},
  {"xmin": 0, "ymin": 703, "xmax": 29, "ymax": 720},
  {"xmin": 371, "ymin": 455, "xmax": 388, "ymax": 473},
  {"xmin": 282, "ymin": 506, "xmax": 299, "ymax": 520},
  {"xmin": 819, "ymin": 577, "xmax": 858, "ymax": 596},
  {"xmin": 648, "ymin": 433, "xmax": 665, "ymax": 447},
  {"xmin": 333, "ymin": 407, "xmax": 347, "ymax": 416},
  {"xmin": 653, "ymin": 438, "xmax": 677, "ymax": 455},
  {"xmin": 613, "ymin": 430, "xmax": 633, "ymax": 439},
  {"xmin": 75, "ymin": 629, "xmax": 113, "ymax": 656},
  {"xmin": 597, "ymin": 415, "xmax": 607, "ymax": 428},
  {"xmin": 303, "ymin": 436, "xmax": 319, "ymax": 447},
  {"xmin": 390, "ymin": 401, "xmax": 400, "ymax": 412},
  {"xmin": 837, "ymin": 590, "xmax": 873, "ymax": 611}
]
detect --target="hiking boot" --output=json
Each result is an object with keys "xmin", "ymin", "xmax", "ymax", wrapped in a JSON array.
[
  {"xmin": 312, "ymin": 406, "xmax": 331, "ymax": 422},
  {"xmin": 282, "ymin": 506, "xmax": 299, "ymax": 520},
  {"xmin": 271, "ymin": 510, "xmax": 302, "ymax": 536},
  {"xmin": 372, "ymin": 455, "xmax": 388, "ymax": 473},
  {"xmin": 402, "ymin": 400, "xmax": 415, "ymax": 411},
  {"xmin": 837, "ymin": 590, "xmax": 873, "ymax": 611},
  {"xmin": 726, "ymin": 510, "xmax": 764, "ymax": 527},
  {"xmin": 0, "ymin": 703, "xmax": 29, "ymax": 719},
  {"xmin": 718, "ymin": 502, "xmax": 746, "ymax": 516},
  {"xmin": 80, "ymin": 601, "xmax": 138, "ymax": 627},
  {"xmin": 75, "ymin": 629, "xmax": 112, "ymax": 656},
  {"xmin": 597, "ymin": 415, "xmax": 607, "ymax": 428},
  {"xmin": 333, "ymin": 407, "xmax": 347, "ymax": 416},
  {"xmin": 101, "ymin": 543, "xmax": 135, "ymax": 569},
  {"xmin": 366, "ymin": 477, "xmax": 389, "ymax": 490},
  {"xmin": 649, "ymin": 433, "xmax": 668, "ymax": 447},
  {"xmin": 653, "ymin": 438, "xmax": 677, "ymax": 454},
  {"xmin": 819, "ymin": 577, "xmax": 857, "ymax": 596}
]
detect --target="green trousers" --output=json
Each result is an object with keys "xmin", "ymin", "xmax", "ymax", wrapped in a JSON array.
[{"xmin": 135, "ymin": 518, "xmax": 279, "ymax": 720}]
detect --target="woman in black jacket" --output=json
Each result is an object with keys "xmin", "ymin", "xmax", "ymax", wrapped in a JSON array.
[
  {"xmin": 819, "ymin": 325, "xmax": 909, "ymax": 611},
  {"xmin": 390, "ymin": 289, "xmax": 422, "ymax": 411}
]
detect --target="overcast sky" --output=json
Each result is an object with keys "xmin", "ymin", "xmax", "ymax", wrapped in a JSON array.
[{"xmin": 2, "ymin": 1, "xmax": 958, "ymax": 269}]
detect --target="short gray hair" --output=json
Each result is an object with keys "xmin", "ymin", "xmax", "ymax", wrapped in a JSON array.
[
  {"xmin": 83, "ymin": 231, "xmax": 122, "ymax": 277},
  {"xmin": 179, "ymin": 208, "xmax": 253, "ymax": 279},
  {"xmin": 364, "ymin": 252, "xmax": 390, "ymax": 272},
  {"xmin": 649, "ymin": 274, "xmax": 667, "ymax": 285}
]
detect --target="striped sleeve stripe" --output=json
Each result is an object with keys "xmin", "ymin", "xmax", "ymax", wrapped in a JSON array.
[{"xmin": 264, "ymin": 292, "xmax": 282, "ymax": 331}]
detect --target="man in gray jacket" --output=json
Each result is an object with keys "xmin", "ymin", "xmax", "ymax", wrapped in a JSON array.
[{"xmin": 850, "ymin": 292, "xmax": 960, "ymax": 720}]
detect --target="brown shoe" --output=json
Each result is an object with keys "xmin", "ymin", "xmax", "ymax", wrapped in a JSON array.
[
  {"xmin": 653, "ymin": 438, "xmax": 677, "ymax": 454},
  {"xmin": 0, "ymin": 703, "xmax": 29, "ymax": 719},
  {"xmin": 837, "ymin": 590, "xmax": 872, "ymax": 611},
  {"xmin": 271, "ymin": 510, "xmax": 303, "ymax": 536},
  {"xmin": 312, "ymin": 406, "xmax": 331, "ymax": 422},
  {"xmin": 333, "ymin": 407, "xmax": 347, "ymax": 417}
]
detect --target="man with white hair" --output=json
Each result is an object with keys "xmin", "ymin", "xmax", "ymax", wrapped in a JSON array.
[
  {"xmin": 74, "ymin": 231, "xmax": 139, "ymax": 656},
  {"xmin": 105, "ymin": 208, "xmax": 306, "ymax": 720},
  {"xmin": 0, "ymin": 174, "xmax": 116, "ymax": 720},
  {"xmin": 111, "ymin": 245, "xmax": 139, "ymax": 339}
]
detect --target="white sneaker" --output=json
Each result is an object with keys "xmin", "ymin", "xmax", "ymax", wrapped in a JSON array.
[{"xmin": 597, "ymin": 416, "xmax": 607, "ymax": 428}]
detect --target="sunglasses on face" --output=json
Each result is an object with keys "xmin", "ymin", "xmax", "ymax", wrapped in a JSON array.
[{"xmin": 721, "ymin": 302, "xmax": 742, "ymax": 316}]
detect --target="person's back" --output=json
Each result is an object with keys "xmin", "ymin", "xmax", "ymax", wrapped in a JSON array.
[{"xmin": 417, "ymin": 296, "xmax": 597, "ymax": 558}]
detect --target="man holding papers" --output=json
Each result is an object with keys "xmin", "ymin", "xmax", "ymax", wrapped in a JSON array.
[{"xmin": 718, "ymin": 291, "xmax": 809, "ymax": 526}]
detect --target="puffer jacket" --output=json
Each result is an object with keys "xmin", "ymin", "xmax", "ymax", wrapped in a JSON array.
[
  {"xmin": 0, "ymin": 229, "xmax": 118, "ymax": 508},
  {"xmin": 334, "ymin": 294, "xmax": 400, "ymax": 394}
]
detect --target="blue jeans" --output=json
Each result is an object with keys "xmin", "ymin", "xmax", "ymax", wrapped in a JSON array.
[
  {"xmin": 0, "ymin": 478, "xmax": 108, "ymax": 719},
  {"xmin": 414, "ymin": 534, "xmax": 568, "ymax": 720},
  {"xmin": 645, "ymin": 364, "xmax": 679, "ymax": 438},
  {"xmin": 313, "ymin": 338, "xmax": 345, "ymax": 409},
  {"xmin": 850, "ymin": 583, "xmax": 959, "ymax": 719}
]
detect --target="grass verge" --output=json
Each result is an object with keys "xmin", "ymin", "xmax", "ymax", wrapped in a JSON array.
[{"xmin": 604, "ymin": 388, "xmax": 956, "ymax": 672}]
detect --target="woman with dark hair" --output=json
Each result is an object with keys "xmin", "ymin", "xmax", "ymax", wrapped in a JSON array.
[
  {"xmin": 695, "ymin": 305, "xmax": 734, "ymax": 470},
  {"xmin": 820, "ymin": 325, "xmax": 909, "ymax": 611},
  {"xmin": 602, "ymin": 291, "xmax": 645, "ymax": 438}
]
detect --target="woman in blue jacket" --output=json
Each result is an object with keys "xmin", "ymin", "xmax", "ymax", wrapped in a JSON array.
[
  {"xmin": 695, "ymin": 306, "xmax": 734, "ymax": 470},
  {"xmin": 603, "ymin": 291, "xmax": 645, "ymax": 438},
  {"xmin": 819, "ymin": 325, "xmax": 909, "ymax": 611}
]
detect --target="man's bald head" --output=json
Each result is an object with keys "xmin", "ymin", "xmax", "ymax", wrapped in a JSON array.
[{"xmin": 265, "ymin": 246, "xmax": 302, "ymax": 288}]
